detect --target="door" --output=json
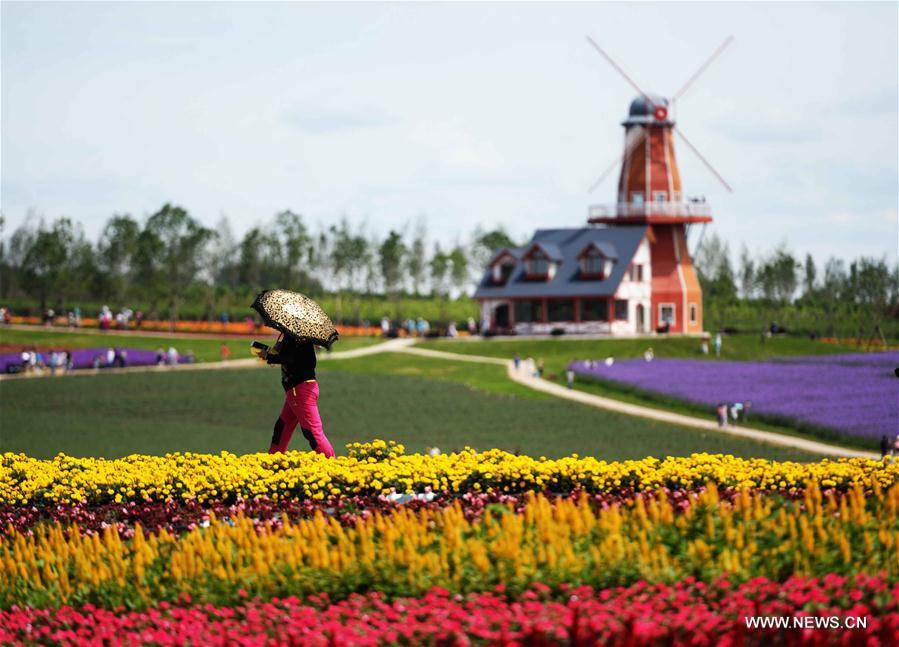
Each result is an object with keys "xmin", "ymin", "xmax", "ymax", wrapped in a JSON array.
[
  {"xmin": 494, "ymin": 304, "xmax": 510, "ymax": 329},
  {"xmin": 636, "ymin": 304, "xmax": 645, "ymax": 332}
]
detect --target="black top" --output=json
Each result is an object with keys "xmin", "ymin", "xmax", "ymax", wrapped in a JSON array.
[{"xmin": 266, "ymin": 337, "xmax": 316, "ymax": 391}]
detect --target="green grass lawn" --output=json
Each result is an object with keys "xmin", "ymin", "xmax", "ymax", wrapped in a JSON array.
[
  {"xmin": 0, "ymin": 354, "xmax": 821, "ymax": 462},
  {"xmin": 0, "ymin": 327, "xmax": 382, "ymax": 363}
]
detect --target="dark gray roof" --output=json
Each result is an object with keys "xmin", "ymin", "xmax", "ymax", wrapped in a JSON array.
[
  {"xmin": 474, "ymin": 225, "xmax": 647, "ymax": 299},
  {"xmin": 487, "ymin": 247, "xmax": 522, "ymax": 265},
  {"xmin": 526, "ymin": 241, "xmax": 563, "ymax": 261},
  {"xmin": 582, "ymin": 240, "xmax": 618, "ymax": 260}
]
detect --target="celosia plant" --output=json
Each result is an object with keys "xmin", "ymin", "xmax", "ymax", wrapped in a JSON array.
[{"xmin": 2, "ymin": 484, "xmax": 898, "ymax": 609}]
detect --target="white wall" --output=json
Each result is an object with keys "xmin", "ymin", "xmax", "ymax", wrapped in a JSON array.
[{"xmin": 613, "ymin": 236, "xmax": 652, "ymax": 334}]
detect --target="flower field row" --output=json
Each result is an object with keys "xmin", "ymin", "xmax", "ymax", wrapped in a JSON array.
[
  {"xmin": 0, "ymin": 486, "xmax": 832, "ymax": 536},
  {"xmin": 2, "ymin": 577, "xmax": 898, "ymax": 646},
  {"xmin": 3, "ymin": 485, "xmax": 898, "ymax": 609},
  {"xmin": 3, "ymin": 448, "xmax": 897, "ymax": 506}
]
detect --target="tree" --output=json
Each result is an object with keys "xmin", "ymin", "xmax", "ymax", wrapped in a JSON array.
[
  {"xmin": 97, "ymin": 214, "xmax": 140, "ymax": 304},
  {"xmin": 851, "ymin": 257, "xmax": 894, "ymax": 345},
  {"xmin": 429, "ymin": 243, "xmax": 451, "ymax": 297},
  {"xmin": 471, "ymin": 227, "xmax": 518, "ymax": 279},
  {"xmin": 327, "ymin": 218, "xmax": 371, "ymax": 322},
  {"xmin": 209, "ymin": 214, "xmax": 239, "ymax": 291},
  {"xmin": 328, "ymin": 219, "xmax": 354, "ymax": 322},
  {"xmin": 802, "ymin": 253, "xmax": 817, "ymax": 300},
  {"xmin": 757, "ymin": 246, "xmax": 798, "ymax": 305},
  {"xmin": 62, "ymin": 232, "xmax": 99, "ymax": 303},
  {"xmin": 20, "ymin": 218, "xmax": 78, "ymax": 312},
  {"xmin": 695, "ymin": 233, "xmax": 737, "ymax": 303},
  {"xmin": 738, "ymin": 244, "xmax": 756, "ymax": 299},
  {"xmin": 238, "ymin": 227, "xmax": 282, "ymax": 289},
  {"xmin": 379, "ymin": 230, "xmax": 407, "ymax": 317},
  {"xmin": 142, "ymin": 203, "xmax": 214, "ymax": 325},
  {"xmin": 405, "ymin": 220, "xmax": 427, "ymax": 295},
  {"xmin": 449, "ymin": 246, "xmax": 469, "ymax": 298},
  {"xmin": 820, "ymin": 257, "xmax": 847, "ymax": 336},
  {"xmin": 429, "ymin": 243, "xmax": 451, "ymax": 320},
  {"xmin": 133, "ymin": 226, "xmax": 165, "ymax": 316},
  {"xmin": 275, "ymin": 210, "xmax": 312, "ymax": 289}
]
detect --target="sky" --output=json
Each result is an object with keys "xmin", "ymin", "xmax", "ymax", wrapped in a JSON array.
[{"xmin": 2, "ymin": 1, "xmax": 897, "ymax": 266}]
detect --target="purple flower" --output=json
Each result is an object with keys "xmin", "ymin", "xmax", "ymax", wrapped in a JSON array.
[{"xmin": 571, "ymin": 352, "xmax": 899, "ymax": 440}]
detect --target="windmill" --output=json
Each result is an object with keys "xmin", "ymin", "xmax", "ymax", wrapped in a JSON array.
[
  {"xmin": 585, "ymin": 35, "xmax": 734, "ymax": 205},
  {"xmin": 583, "ymin": 36, "xmax": 734, "ymax": 335}
]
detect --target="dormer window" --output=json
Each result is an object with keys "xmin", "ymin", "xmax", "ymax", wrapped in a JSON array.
[
  {"xmin": 489, "ymin": 251, "xmax": 518, "ymax": 285},
  {"xmin": 582, "ymin": 252, "xmax": 605, "ymax": 276},
  {"xmin": 492, "ymin": 260, "xmax": 515, "ymax": 284},
  {"xmin": 578, "ymin": 242, "xmax": 615, "ymax": 280},
  {"xmin": 525, "ymin": 251, "xmax": 549, "ymax": 278}
]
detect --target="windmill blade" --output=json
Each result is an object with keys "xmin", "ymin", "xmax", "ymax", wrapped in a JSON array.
[
  {"xmin": 585, "ymin": 36, "xmax": 656, "ymax": 107},
  {"xmin": 671, "ymin": 36, "xmax": 734, "ymax": 104},
  {"xmin": 673, "ymin": 126, "xmax": 733, "ymax": 193},
  {"xmin": 588, "ymin": 127, "xmax": 646, "ymax": 192}
]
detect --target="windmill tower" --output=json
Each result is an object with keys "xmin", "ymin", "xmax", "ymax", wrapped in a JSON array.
[{"xmin": 585, "ymin": 37, "xmax": 733, "ymax": 334}]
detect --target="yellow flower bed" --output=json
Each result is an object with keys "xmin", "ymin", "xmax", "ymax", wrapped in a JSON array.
[
  {"xmin": 2, "ymin": 446, "xmax": 897, "ymax": 506},
  {"xmin": 2, "ymin": 484, "xmax": 898, "ymax": 609}
]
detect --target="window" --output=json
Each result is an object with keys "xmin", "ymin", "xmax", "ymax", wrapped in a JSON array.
[
  {"xmin": 653, "ymin": 191, "xmax": 667, "ymax": 203},
  {"xmin": 659, "ymin": 303, "xmax": 675, "ymax": 325},
  {"xmin": 630, "ymin": 192, "xmax": 644, "ymax": 205},
  {"xmin": 580, "ymin": 248, "xmax": 608, "ymax": 278},
  {"xmin": 547, "ymin": 300, "xmax": 574, "ymax": 322},
  {"xmin": 514, "ymin": 300, "xmax": 544, "ymax": 323},
  {"xmin": 493, "ymin": 261, "xmax": 515, "ymax": 284},
  {"xmin": 580, "ymin": 299, "xmax": 609, "ymax": 322},
  {"xmin": 689, "ymin": 303, "xmax": 698, "ymax": 325},
  {"xmin": 614, "ymin": 299, "xmax": 629, "ymax": 321},
  {"xmin": 525, "ymin": 251, "xmax": 549, "ymax": 277},
  {"xmin": 583, "ymin": 254, "xmax": 604, "ymax": 275}
]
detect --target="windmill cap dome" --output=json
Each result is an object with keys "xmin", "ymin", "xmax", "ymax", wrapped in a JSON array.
[
  {"xmin": 624, "ymin": 94, "xmax": 672, "ymax": 126},
  {"xmin": 629, "ymin": 94, "xmax": 669, "ymax": 116}
]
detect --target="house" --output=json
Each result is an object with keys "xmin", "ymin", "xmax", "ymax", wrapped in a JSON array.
[{"xmin": 474, "ymin": 94, "xmax": 712, "ymax": 336}]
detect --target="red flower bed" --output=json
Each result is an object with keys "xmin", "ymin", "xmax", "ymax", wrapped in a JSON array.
[
  {"xmin": 3, "ymin": 576, "xmax": 897, "ymax": 646},
  {"xmin": 0, "ymin": 487, "xmax": 817, "ymax": 537}
]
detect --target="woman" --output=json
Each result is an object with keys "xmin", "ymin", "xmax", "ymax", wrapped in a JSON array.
[{"xmin": 260, "ymin": 334, "xmax": 335, "ymax": 457}]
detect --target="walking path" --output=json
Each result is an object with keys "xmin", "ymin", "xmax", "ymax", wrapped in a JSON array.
[{"xmin": 1, "ymin": 330, "xmax": 877, "ymax": 459}]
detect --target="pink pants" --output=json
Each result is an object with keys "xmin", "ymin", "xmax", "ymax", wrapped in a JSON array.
[{"xmin": 269, "ymin": 381, "xmax": 335, "ymax": 457}]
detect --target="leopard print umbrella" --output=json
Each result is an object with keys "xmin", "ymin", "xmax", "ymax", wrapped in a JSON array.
[{"xmin": 251, "ymin": 289, "xmax": 339, "ymax": 349}]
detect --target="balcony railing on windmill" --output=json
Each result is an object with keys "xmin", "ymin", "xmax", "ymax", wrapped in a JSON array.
[{"xmin": 588, "ymin": 201, "xmax": 712, "ymax": 219}]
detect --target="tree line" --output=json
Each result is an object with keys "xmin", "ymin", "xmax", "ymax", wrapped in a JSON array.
[
  {"xmin": 1, "ymin": 207, "xmax": 895, "ymax": 338},
  {"xmin": 0, "ymin": 206, "xmax": 516, "ymax": 323},
  {"xmin": 694, "ymin": 233, "xmax": 899, "ymax": 341}
]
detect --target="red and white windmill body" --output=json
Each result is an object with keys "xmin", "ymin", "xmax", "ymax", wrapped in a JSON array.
[{"xmin": 584, "ymin": 36, "xmax": 734, "ymax": 334}]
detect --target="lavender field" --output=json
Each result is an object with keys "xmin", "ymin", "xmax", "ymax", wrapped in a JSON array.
[{"xmin": 570, "ymin": 352, "xmax": 899, "ymax": 441}]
